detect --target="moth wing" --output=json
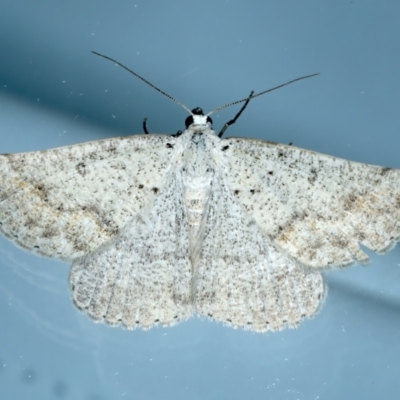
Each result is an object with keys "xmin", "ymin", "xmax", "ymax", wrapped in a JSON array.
[
  {"xmin": 0, "ymin": 134, "xmax": 177, "ymax": 260},
  {"xmin": 194, "ymin": 172, "xmax": 324, "ymax": 332},
  {"xmin": 222, "ymin": 137, "xmax": 400, "ymax": 268},
  {"xmin": 70, "ymin": 169, "xmax": 193, "ymax": 329}
]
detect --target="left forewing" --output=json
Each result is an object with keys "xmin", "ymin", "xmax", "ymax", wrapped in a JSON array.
[{"xmin": 0, "ymin": 134, "xmax": 177, "ymax": 260}]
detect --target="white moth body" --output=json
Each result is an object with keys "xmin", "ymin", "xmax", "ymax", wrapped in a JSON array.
[{"xmin": 179, "ymin": 117, "xmax": 219, "ymax": 270}]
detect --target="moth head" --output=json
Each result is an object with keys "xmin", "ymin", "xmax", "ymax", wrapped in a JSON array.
[{"xmin": 185, "ymin": 107, "xmax": 213, "ymax": 129}]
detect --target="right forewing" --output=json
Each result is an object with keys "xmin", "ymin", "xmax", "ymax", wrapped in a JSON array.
[{"xmin": 222, "ymin": 138, "xmax": 400, "ymax": 268}]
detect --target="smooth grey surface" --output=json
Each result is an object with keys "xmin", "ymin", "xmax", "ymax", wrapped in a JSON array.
[{"xmin": 1, "ymin": 1, "xmax": 400, "ymax": 399}]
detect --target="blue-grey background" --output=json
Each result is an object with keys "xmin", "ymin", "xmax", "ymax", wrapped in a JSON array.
[{"xmin": 1, "ymin": 1, "xmax": 400, "ymax": 399}]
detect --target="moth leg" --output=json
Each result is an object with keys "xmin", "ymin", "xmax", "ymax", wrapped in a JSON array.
[
  {"xmin": 218, "ymin": 91, "xmax": 254, "ymax": 138},
  {"xmin": 143, "ymin": 117, "xmax": 149, "ymax": 134},
  {"xmin": 172, "ymin": 130, "xmax": 183, "ymax": 138}
]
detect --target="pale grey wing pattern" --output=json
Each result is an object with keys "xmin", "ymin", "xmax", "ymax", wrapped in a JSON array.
[
  {"xmin": 194, "ymin": 171, "xmax": 325, "ymax": 332},
  {"xmin": 0, "ymin": 134, "xmax": 177, "ymax": 260},
  {"xmin": 70, "ymin": 169, "xmax": 193, "ymax": 329},
  {"xmin": 222, "ymin": 137, "xmax": 400, "ymax": 268}
]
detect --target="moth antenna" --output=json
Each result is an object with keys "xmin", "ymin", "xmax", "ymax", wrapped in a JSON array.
[
  {"xmin": 207, "ymin": 73, "xmax": 319, "ymax": 116},
  {"xmin": 92, "ymin": 51, "xmax": 193, "ymax": 115}
]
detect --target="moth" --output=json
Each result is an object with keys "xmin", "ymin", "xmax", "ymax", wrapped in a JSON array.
[{"xmin": 1, "ymin": 52, "xmax": 399, "ymax": 332}]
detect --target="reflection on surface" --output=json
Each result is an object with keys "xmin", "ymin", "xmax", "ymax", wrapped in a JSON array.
[
  {"xmin": 52, "ymin": 380, "xmax": 68, "ymax": 397},
  {"xmin": 1, "ymin": 354, "xmax": 106, "ymax": 399},
  {"xmin": 20, "ymin": 367, "xmax": 37, "ymax": 384}
]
